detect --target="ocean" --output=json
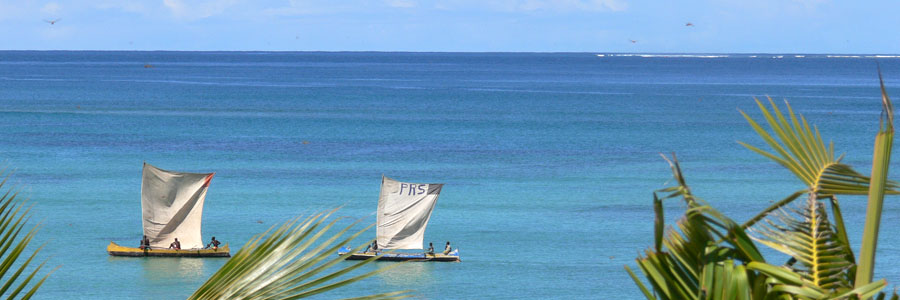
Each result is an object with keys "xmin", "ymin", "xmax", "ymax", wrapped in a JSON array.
[{"xmin": 1, "ymin": 51, "xmax": 900, "ymax": 299}]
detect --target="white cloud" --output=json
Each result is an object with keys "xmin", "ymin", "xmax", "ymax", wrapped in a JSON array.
[
  {"xmin": 386, "ymin": 0, "xmax": 418, "ymax": 8},
  {"xmin": 163, "ymin": 0, "xmax": 239, "ymax": 19}
]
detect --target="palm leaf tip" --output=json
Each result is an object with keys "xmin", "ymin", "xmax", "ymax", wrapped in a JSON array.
[
  {"xmin": 189, "ymin": 209, "xmax": 411, "ymax": 300},
  {"xmin": 879, "ymin": 69, "xmax": 894, "ymax": 129}
]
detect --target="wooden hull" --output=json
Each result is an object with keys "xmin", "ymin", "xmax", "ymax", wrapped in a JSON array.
[
  {"xmin": 338, "ymin": 250, "xmax": 460, "ymax": 262},
  {"xmin": 107, "ymin": 241, "xmax": 230, "ymax": 257}
]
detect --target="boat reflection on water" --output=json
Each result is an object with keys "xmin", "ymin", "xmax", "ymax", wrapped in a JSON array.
[
  {"xmin": 108, "ymin": 256, "xmax": 207, "ymax": 282},
  {"xmin": 375, "ymin": 262, "xmax": 434, "ymax": 286},
  {"xmin": 105, "ymin": 256, "xmax": 212, "ymax": 299},
  {"xmin": 139, "ymin": 258, "xmax": 206, "ymax": 281}
]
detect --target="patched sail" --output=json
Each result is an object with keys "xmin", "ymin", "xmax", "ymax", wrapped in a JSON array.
[
  {"xmin": 377, "ymin": 176, "xmax": 443, "ymax": 250},
  {"xmin": 141, "ymin": 163, "xmax": 214, "ymax": 249}
]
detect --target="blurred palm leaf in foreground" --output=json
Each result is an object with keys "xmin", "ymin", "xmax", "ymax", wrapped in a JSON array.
[
  {"xmin": 627, "ymin": 76, "xmax": 899, "ymax": 299},
  {"xmin": 189, "ymin": 208, "xmax": 412, "ymax": 300},
  {"xmin": 0, "ymin": 168, "xmax": 54, "ymax": 299}
]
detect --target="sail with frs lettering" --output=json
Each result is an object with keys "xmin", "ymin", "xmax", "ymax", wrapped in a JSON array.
[
  {"xmin": 141, "ymin": 163, "xmax": 214, "ymax": 249},
  {"xmin": 376, "ymin": 176, "xmax": 443, "ymax": 250}
]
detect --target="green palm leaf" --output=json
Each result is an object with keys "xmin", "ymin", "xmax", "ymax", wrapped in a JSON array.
[
  {"xmin": 738, "ymin": 97, "xmax": 899, "ymax": 198},
  {"xmin": 631, "ymin": 79, "xmax": 899, "ymax": 299},
  {"xmin": 749, "ymin": 193, "xmax": 854, "ymax": 291},
  {"xmin": 629, "ymin": 154, "xmax": 767, "ymax": 300},
  {"xmin": 739, "ymin": 97, "xmax": 900, "ymax": 236},
  {"xmin": 747, "ymin": 262, "xmax": 886, "ymax": 299},
  {"xmin": 0, "ymin": 168, "xmax": 53, "ymax": 299},
  {"xmin": 856, "ymin": 72, "xmax": 896, "ymax": 288},
  {"xmin": 189, "ymin": 208, "xmax": 412, "ymax": 300},
  {"xmin": 657, "ymin": 153, "xmax": 701, "ymax": 207}
]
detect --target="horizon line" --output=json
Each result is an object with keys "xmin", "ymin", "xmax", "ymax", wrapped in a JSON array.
[{"xmin": 1, "ymin": 49, "xmax": 900, "ymax": 56}]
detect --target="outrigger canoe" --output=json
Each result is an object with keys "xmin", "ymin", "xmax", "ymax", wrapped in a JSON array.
[
  {"xmin": 339, "ymin": 176, "xmax": 461, "ymax": 262},
  {"xmin": 108, "ymin": 163, "xmax": 231, "ymax": 258},
  {"xmin": 107, "ymin": 242, "xmax": 230, "ymax": 257},
  {"xmin": 338, "ymin": 247, "xmax": 459, "ymax": 262}
]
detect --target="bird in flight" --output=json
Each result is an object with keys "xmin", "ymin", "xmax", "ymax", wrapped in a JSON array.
[
  {"xmin": 43, "ymin": 18, "xmax": 61, "ymax": 25},
  {"xmin": 630, "ymin": 39, "xmax": 637, "ymax": 43},
  {"xmin": 685, "ymin": 22, "xmax": 694, "ymax": 27}
]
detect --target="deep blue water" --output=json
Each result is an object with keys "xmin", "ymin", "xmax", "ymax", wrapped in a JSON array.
[{"xmin": 2, "ymin": 51, "xmax": 900, "ymax": 299}]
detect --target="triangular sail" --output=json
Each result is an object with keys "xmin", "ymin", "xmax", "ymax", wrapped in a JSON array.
[
  {"xmin": 376, "ymin": 176, "xmax": 442, "ymax": 250},
  {"xmin": 141, "ymin": 163, "xmax": 214, "ymax": 249}
]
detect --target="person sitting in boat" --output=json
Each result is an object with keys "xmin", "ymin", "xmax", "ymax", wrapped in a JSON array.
[
  {"xmin": 139, "ymin": 235, "xmax": 150, "ymax": 250},
  {"xmin": 427, "ymin": 242, "xmax": 435, "ymax": 256},
  {"xmin": 371, "ymin": 241, "xmax": 379, "ymax": 254},
  {"xmin": 206, "ymin": 236, "xmax": 221, "ymax": 250},
  {"xmin": 443, "ymin": 241, "xmax": 451, "ymax": 255},
  {"xmin": 169, "ymin": 238, "xmax": 181, "ymax": 250}
]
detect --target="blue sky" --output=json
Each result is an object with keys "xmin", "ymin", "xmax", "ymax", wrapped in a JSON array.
[{"xmin": 2, "ymin": 0, "xmax": 899, "ymax": 53}]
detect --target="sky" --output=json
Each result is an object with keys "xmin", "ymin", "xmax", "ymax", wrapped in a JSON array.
[{"xmin": 1, "ymin": 0, "xmax": 899, "ymax": 53}]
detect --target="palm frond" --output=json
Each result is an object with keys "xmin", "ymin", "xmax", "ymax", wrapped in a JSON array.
[
  {"xmin": 657, "ymin": 153, "xmax": 702, "ymax": 207},
  {"xmin": 741, "ymin": 190, "xmax": 804, "ymax": 228},
  {"xmin": 698, "ymin": 258, "xmax": 751, "ymax": 300},
  {"xmin": 659, "ymin": 154, "xmax": 765, "ymax": 263},
  {"xmin": 0, "ymin": 168, "xmax": 52, "ymax": 299},
  {"xmin": 629, "ymin": 154, "xmax": 766, "ymax": 300},
  {"xmin": 189, "ymin": 208, "xmax": 412, "ymax": 300},
  {"xmin": 747, "ymin": 261, "xmax": 887, "ymax": 299},
  {"xmin": 873, "ymin": 287, "xmax": 900, "ymax": 300},
  {"xmin": 749, "ymin": 193, "xmax": 854, "ymax": 291},
  {"xmin": 738, "ymin": 97, "xmax": 900, "ymax": 197},
  {"xmin": 625, "ymin": 266, "xmax": 657, "ymax": 300},
  {"xmin": 856, "ymin": 71, "xmax": 896, "ymax": 287},
  {"xmin": 747, "ymin": 262, "xmax": 828, "ymax": 298},
  {"xmin": 826, "ymin": 195, "xmax": 857, "ymax": 280},
  {"xmin": 632, "ymin": 79, "xmax": 899, "ymax": 299}
]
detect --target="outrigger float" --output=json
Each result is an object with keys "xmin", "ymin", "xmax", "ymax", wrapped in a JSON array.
[
  {"xmin": 107, "ymin": 242, "xmax": 230, "ymax": 257},
  {"xmin": 339, "ymin": 176, "xmax": 460, "ymax": 262},
  {"xmin": 108, "ymin": 163, "xmax": 231, "ymax": 258},
  {"xmin": 338, "ymin": 247, "xmax": 459, "ymax": 262}
]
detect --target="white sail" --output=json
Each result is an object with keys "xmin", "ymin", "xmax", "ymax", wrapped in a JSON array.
[
  {"xmin": 376, "ymin": 176, "xmax": 443, "ymax": 250},
  {"xmin": 141, "ymin": 163, "xmax": 214, "ymax": 249}
]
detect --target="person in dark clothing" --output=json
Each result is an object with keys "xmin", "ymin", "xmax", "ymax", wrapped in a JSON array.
[
  {"xmin": 139, "ymin": 235, "xmax": 151, "ymax": 250},
  {"xmin": 207, "ymin": 236, "xmax": 221, "ymax": 250},
  {"xmin": 427, "ymin": 242, "xmax": 435, "ymax": 256},
  {"xmin": 371, "ymin": 241, "xmax": 379, "ymax": 254},
  {"xmin": 443, "ymin": 241, "xmax": 452, "ymax": 254},
  {"xmin": 169, "ymin": 238, "xmax": 181, "ymax": 250}
]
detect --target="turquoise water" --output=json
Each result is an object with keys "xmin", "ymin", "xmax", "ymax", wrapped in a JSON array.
[{"xmin": 2, "ymin": 51, "xmax": 900, "ymax": 298}]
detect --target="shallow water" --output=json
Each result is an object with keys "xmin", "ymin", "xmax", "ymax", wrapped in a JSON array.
[{"xmin": 1, "ymin": 51, "xmax": 900, "ymax": 298}]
